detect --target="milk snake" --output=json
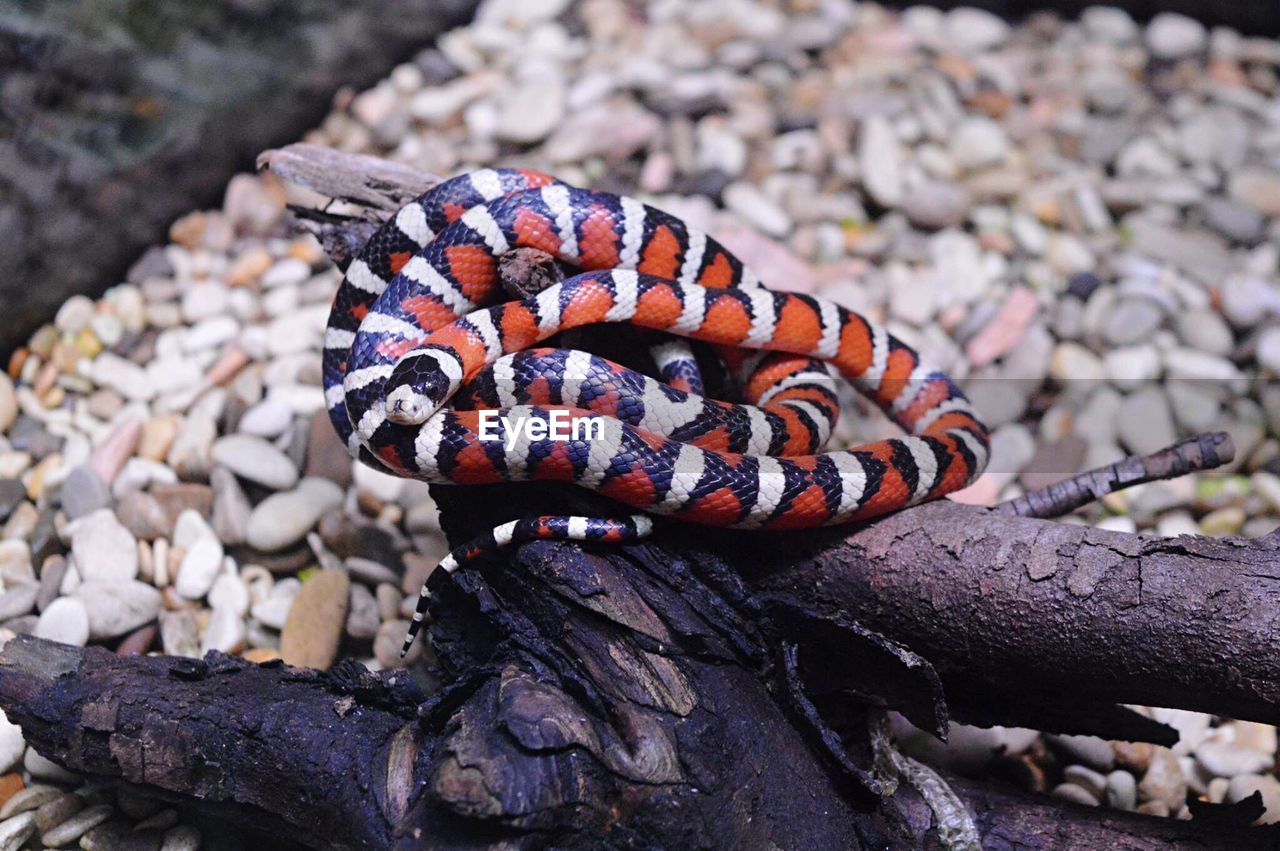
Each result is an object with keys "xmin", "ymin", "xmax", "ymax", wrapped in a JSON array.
[{"xmin": 321, "ymin": 168, "xmax": 990, "ymax": 654}]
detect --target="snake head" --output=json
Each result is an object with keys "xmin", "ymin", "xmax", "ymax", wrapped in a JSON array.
[{"xmin": 385, "ymin": 349, "xmax": 463, "ymax": 426}]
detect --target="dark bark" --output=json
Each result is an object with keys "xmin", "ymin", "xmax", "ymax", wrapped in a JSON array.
[{"xmin": 0, "ymin": 143, "xmax": 1277, "ymax": 848}]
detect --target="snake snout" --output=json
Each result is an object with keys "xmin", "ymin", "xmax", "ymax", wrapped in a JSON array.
[{"xmin": 386, "ymin": 385, "xmax": 433, "ymax": 425}]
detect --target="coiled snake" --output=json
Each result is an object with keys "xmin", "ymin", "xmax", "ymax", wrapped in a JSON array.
[{"xmin": 321, "ymin": 169, "xmax": 990, "ymax": 654}]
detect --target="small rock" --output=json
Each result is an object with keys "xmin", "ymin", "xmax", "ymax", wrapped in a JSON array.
[
  {"xmin": 34, "ymin": 791, "xmax": 82, "ymax": 834},
  {"xmin": 1117, "ymin": 387, "xmax": 1177, "ymax": 456},
  {"xmin": 175, "ymin": 536, "xmax": 224, "ymax": 600},
  {"xmin": 161, "ymin": 824, "xmax": 202, "ymax": 851},
  {"xmin": 1227, "ymin": 774, "xmax": 1280, "ymax": 824},
  {"xmin": 1048, "ymin": 734, "xmax": 1115, "ymax": 771},
  {"xmin": 943, "ymin": 7, "xmax": 1010, "ymax": 53},
  {"xmin": 59, "ymin": 465, "xmax": 112, "ymax": 520},
  {"xmin": 858, "ymin": 115, "xmax": 902, "ymax": 207},
  {"xmin": 951, "ymin": 117, "xmax": 1009, "ymax": 171},
  {"xmin": 0, "ymin": 812, "xmax": 35, "ymax": 851},
  {"xmin": 723, "ymin": 182, "xmax": 791, "ymax": 238},
  {"xmin": 902, "ymin": 180, "xmax": 972, "ymax": 229},
  {"xmin": 1202, "ymin": 198, "xmax": 1265, "ymax": 245},
  {"xmin": 279, "ymin": 570, "xmax": 350, "ymax": 670},
  {"xmin": 1050, "ymin": 782, "xmax": 1099, "ymax": 806},
  {"xmin": 70, "ymin": 509, "xmax": 138, "ymax": 582},
  {"xmin": 346, "ymin": 583, "xmax": 381, "ymax": 640},
  {"xmin": 33, "ymin": 598, "xmax": 89, "ymax": 647},
  {"xmin": 1195, "ymin": 741, "xmax": 1274, "ymax": 778},
  {"xmin": 494, "ymin": 76, "xmax": 565, "ymax": 144},
  {"xmin": 238, "ymin": 398, "xmax": 294, "ymax": 439},
  {"xmin": 200, "ymin": 605, "xmax": 246, "ymax": 655},
  {"xmin": 1063, "ymin": 765, "xmax": 1108, "ymax": 799},
  {"xmin": 1138, "ymin": 748, "xmax": 1187, "ymax": 811},
  {"xmin": 23, "ymin": 749, "xmax": 77, "ymax": 783},
  {"xmin": 1082, "ymin": 6, "xmax": 1137, "ymax": 42},
  {"xmin": 75, "ymin": 580, "xmax": 163, "ymax": 640},
  {"xmin": 211, "ymin": 434, "xmax": 299, "ymax": 490},
  {"xmin": 1257, "ymin": 327, "xmax": 1280, "ymax": 374},
  {"xmin": 0, "ymin": 587, "xmax": 36, "ymax": 623},
  {"xmin": 1106, "ymin": 770, "xmax": 1138, "ymax": 811},
  {"xmin": 250, "ymin": 578, "xmax": 301, "ymax": 630},
  {"xmin": 0, "ymin": 376, "xmax": 15, "ymax": 435},
  {"xmin": 115, "ymin": 492, "xmax": 173, "ymax": 540},
  {"xmin": 210, "ymin": 468, "xmax": 251, "ymax": 547},
  {"xmin": 1102, "ymin": 298, "xmax": 1163, "ymax": 346},
  {"xmin": 1146, "ymin": 12, "xmax": 1206, "ymax": 59},
  {"xmin": 1228, "ymin": 169, "xmax": 1280, "ymax": 218},
  {"xmin": 40, "ymin": 803, "xmax": 113, "ymax": 848},
  {"xmin": 246, "ymin": 478, "xmax": 345, "ymax": 552},
  {"xmin": 0, "ymin": 714, "xmax": 22, "ymax": 776}
]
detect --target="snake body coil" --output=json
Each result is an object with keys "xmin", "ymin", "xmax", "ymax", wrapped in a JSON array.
[{"xmin": 321, "ymin": 169, "xmax": 990, "ymax": 652}]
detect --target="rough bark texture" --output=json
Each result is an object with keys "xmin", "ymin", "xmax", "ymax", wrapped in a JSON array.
[
  {"xmin": 0, "ymin": 144, "xmax": 1277, "ymax": 848},
  {"xmin": 0, "ymin": 0, "xmax": 474, "ymax": 355}
]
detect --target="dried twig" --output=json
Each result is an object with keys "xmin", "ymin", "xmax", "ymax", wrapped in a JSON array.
[{"xmin": 995, "ymin": 432, "xmax": 1235, "ymax": 519}]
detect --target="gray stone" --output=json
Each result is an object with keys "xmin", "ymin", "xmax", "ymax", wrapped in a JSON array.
[
  {"xmin": 212, "ymin": 434, "xmax": 299, "ymax": 490},
  {"xmin": 1146, "ymin": 12, "xmax": 1206, "ymax": 59},
  {"xmin": 33, "ymin": 597, "xmax": 89, "ymax": 647},
  {"xmin": 59, "ymin": 464, "xmax": 112, "ymax": 520},
  {"xmin": 1202, "ymin": 198, "xmax": 1265, "ymax": 245},
  {"xmin": 246, "ymin": 477, "xmax": 345, "ymax": 552},
  {"xmin": 75, "ymin": 580, "xmax": 163, "ymax": 640},
  {"xmin": 71, "ymin": 509, "xmax": 138, "ymax": 582},
  {"xmin": 1118, "ymin": 386, "xmax": 1178, "ymax": 456}
]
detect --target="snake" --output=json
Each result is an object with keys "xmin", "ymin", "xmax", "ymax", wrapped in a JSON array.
[{"xmin": 321, "ymin": 169, "xmax": 990, "ymax": 654}]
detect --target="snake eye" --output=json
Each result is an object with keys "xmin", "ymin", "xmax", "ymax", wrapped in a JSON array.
[{"xmin": 385, "ymin": 351, "xmax": 461, "ymax": 425}]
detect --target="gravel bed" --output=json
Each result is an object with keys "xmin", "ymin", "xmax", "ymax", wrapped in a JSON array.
[{"xmin": 0, "ymin": 0, "xmax": 1279, "ymax": 842}]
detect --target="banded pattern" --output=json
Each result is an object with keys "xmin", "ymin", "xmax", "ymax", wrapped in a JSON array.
[
  {"xmin": 319, "ymin": 170, "xmax": 991, "ymax": 655},
  {"xmin": 342, "ymin": 272, "xmax": 989, "ymax": 530}
]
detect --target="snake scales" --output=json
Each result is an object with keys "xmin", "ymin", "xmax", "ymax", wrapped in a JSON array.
[{"xmin": 320, "ymin": 168, "xmax": 990, "ymax": 652}]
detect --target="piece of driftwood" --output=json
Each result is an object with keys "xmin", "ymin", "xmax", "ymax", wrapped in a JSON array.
[{"xmin": 0, "ymin": 144, "xmax": 1277, "ymax": 848}]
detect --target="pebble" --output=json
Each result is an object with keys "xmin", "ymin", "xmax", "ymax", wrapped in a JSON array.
[
  {"xmin": 1117, "ymin": 387, "xmax": 1177, "ymax": 455},
  {"xmin": 950, "ymin": 117, "xmax": 1009, "ymax": 171},
  {"xmin": 211, "ymin": 434, "xmax": 299, "ymax": 490},
  {"xmin": 200, "ymin": 604, "xmax": 246, "ymax": 655},
  {"xmin": 74, "ymin": 580, "xmax": 162, "ymax": 640},
  {"xmin": 722, "ymin": 183, "xmax": 790, "ymax": 238},
  {"xmin": 1048, "ymin": 734, "xmax": 1115, "ymax": 771},
  {"xmin": 40, "ymin": 804, "xmax": 113, "ymax": 847},
  {"xmin": 174, "ymin": 536, "xmax": 224, "ymax": 600},
  {"xmin": 1106, "ymin": 770, "xmax": 1137, "ymax": 811},
  {"xmin": 858, "ymin": 116, "xmax": 902, "ymax": 208},
  {"xmin": 210, "ymin": 468, "xmax": 251, "ymax": 547},
  {"xmin": 246, "ymin": 477, "xmax": 344, "ymax": 552},
  {"xmin": 902, "ymin": 181, "xmax": 972, "ymax": 230},
  {"xmin": 0, "ymin": 716, "xmax": 22, "ymax": 776},
  {"xmin": 1227, "ymin": 169, "xmax": 1280, "ymax": 218},
  {"xmin": 1146, "ymin": 12, "xmax": 1206, "ymax": 59},
  {"xmin": 250, "ymin": 578, "xmax": 301, "ymax": 630},
  {"xmin": 279, "ymin": 569, "xmax": 349, "ymax": 670},
  {"xmin": 1050, "ymin": 783, "xmax": 1098, "ymax": 807},
  {"xmin": 1195, "ymin": 741, "xmax": 1273, "ymax": 777},
  {"xmin": 0, "ymin": 378, "xmax": 14, "ymax": 435},
  {"xmin": 34, "ymin": 597, "xmax": 89, "ymax": 647},
  {"xmin": 1227, "ymin": 774, "xmax": 1280, "ymax": 824},
  {"xmin": 70, "ymin": 509, "xmax": 138, "ymax": 582},
  {"xmin": 1138, "ymin": 748, "xmax": 1187, "ymax": 811},
  {"xmin": 0, "ymin": 812, "xmax": 35, "ymax": 851},
  {"xmin": 237, "ymin": 398, "xmax": 294, "ymax": 438}
]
